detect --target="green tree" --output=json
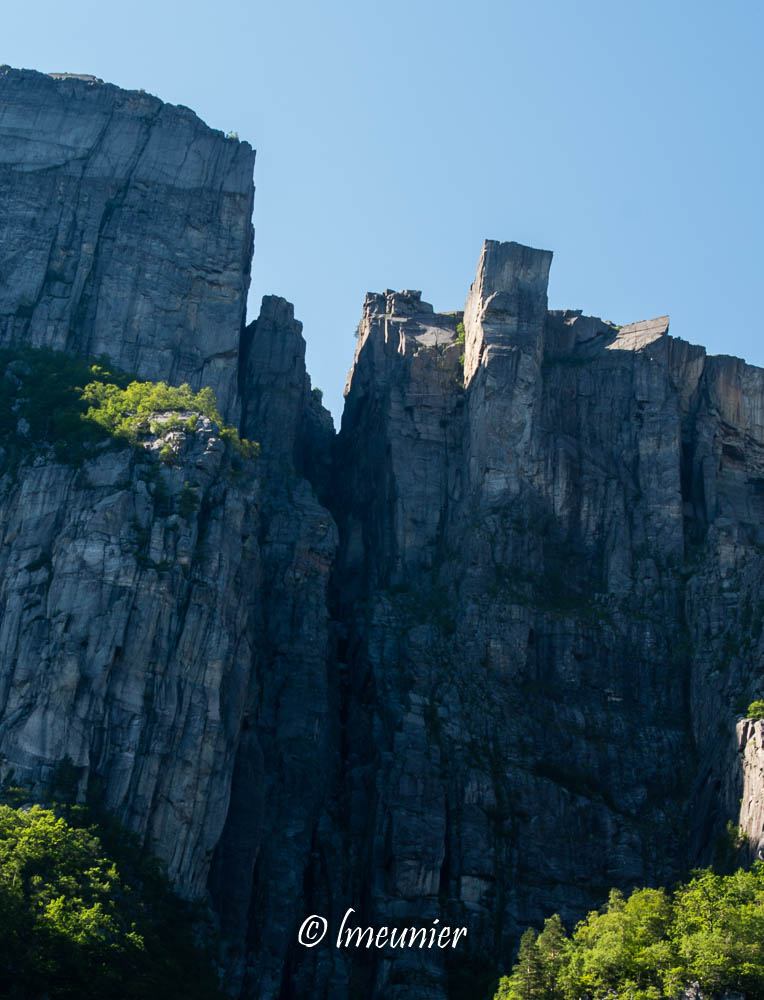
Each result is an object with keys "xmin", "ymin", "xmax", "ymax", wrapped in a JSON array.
[
  {"xmin": 0, "ymin": 803, "xmax": 223, "ymax": 999},
  {"xmin": 498, "ymin": 928, "xmax": 546, "ymax": 1000},
  {"xmin": 673, "ymin": 865, "xmax": 764, "ymax": 998},
  {"xmin": 495, "ymin": 864, "xmax": 764, "ymax": 1000},
  {"xmin": 536, "ymin": 913, "xmax": 568, "ymax": 997}
]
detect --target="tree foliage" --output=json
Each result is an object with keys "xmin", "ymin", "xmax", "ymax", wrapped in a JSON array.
[
  {"xmin": 0, "ymin": 802, "xmax": 223, "ymax": 999},
  {"xmin": 494, "ymin": 865, "xmax": 764, "ymax": 1000}
]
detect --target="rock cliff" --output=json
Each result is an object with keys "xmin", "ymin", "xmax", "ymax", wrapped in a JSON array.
[
  {"xmin": 730, "ymin": 718, "xmax": 764, "ymax": 861},
  {"xmin": 0, "ymin": 68, "xmax": 762, "ymax": 1000},
  {"xmin": 317, "ymin": 240, "xmax": 763, "ymax": 999},
  {"xmin": 0, "ymin": 66, "xmax": 254, "ymax": 420}
]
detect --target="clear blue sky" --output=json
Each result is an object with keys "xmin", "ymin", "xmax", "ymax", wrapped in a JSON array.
[{"xmin": 5, "ymin": 0, "xmax": 763, "ymax": 422}]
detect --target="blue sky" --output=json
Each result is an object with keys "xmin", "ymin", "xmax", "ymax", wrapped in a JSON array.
[{"xmin": 5, "ymin": 0, "xmax": 763, "ymax": 422}]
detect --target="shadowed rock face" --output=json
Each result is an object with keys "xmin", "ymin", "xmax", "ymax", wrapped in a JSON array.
[
  {"xmin": 0, "ymin": 66, "xmax": 254, "ymax": 419},
  {"xmin": 319, "ymin": 240, "xmax": 764, "ymax": 999},
  {"xmin": 0, "ymin": 71, "xmax": 763, "ymax": 1000}
]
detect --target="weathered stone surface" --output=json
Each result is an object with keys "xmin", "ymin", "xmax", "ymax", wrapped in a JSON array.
[
  {"xmin": 0, "ymin": 69, "xmax": 339, "ymax": 997},
  {"xmin": 730, "ymin": 718, "xmax": 764, "ymax": 860},
  {"xmin": 337, "ymin": 289, "xmax": 464, "ymax": 588},
  {"xmin": 315, "ymin": 241, "xmax": 764, "ymax": 999},
  {"xmin": 0, "ymin": 419, "xmax": 261, "ymax": 896},
  {"xmin": 240, "ymin": 294, "xmax": 335, "ymax": 497},
  {"xmin": 464, "ymin": 241, "xmax": 552, "ymax": 503},
  {"xmin": 0, "ymin": 66, "xmax": 254, "ymax": 419}
]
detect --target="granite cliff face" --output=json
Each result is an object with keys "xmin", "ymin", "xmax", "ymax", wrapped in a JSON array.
[
  {"xmin": 731, "ymin": 718, "xmax": 764, "ymax": 861},
  {"xmin": 322, "ymin": 242, "xmax": 764, "ymax": 998},
  {"xmin": 0, "ymin": 66, "xmax": 254, "ymax": 420},
  {"xmin": 0, "ymin": 67, "xmax": 338, "ymax": 989},
  {"xmin": 0, "ymin": 68, "xmax": 762, "ymax": 1000}
]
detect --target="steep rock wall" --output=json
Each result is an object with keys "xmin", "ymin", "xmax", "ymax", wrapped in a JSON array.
[
  {"xmin": 0, "ymin": 68, "xmax": 340, "ymax": 996},
  {"xmin": 734, "ymin": 718, "xmax": 764, "ymax": 860},
  {"xmin": 0, "ymin": 419, "xmax": 262, "ymax": 896},
  {"xmin": 313, "ymin": 241, "xmax": 764, "ymax": 1000},
  {"xmin": 210, "ymin": 293, "xmax": 338, "ymax": 996},
  {"xmin": 0, "ymin": 66, "xmax": 254, "ymax": 419}
]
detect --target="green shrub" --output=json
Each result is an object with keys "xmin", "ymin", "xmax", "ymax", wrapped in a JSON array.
[
  {"xmin": 0, "ymin": 346, "xmax": 259, "ymax": 473},
  {"xmin": 456, "ymin": 320, "xmax": 466, "ymax": 346},
  {"xmin": 179, "ymin": 483, "xmax": 199, "ymax": 518},
  {"xmin": 746, "ymin": 700, "xmax": 764, "ymax": 721}
]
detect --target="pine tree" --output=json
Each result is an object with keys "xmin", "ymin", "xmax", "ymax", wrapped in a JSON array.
[
  {"xmin": 536, "ymin": 913, "xmax": 567, "ymax": 997},
  {"xmin": 509, "ymin": 928, "xmax": 546, "ymax": 1000}
]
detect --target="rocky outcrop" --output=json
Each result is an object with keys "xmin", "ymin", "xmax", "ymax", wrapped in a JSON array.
[
  {"xmin": 240, "ymin": 294, "xmax": 335, "ymax": 498},
  {"xmin": 0, "ymin": 67, "xmax": 339, "ymax": 996},
  {"xmin": 731, "ymin": 718, "xmax": 764, "ymax": 860},
  {"xmin": 337, "ymin": 289, "xmax": 464, "ymax": 588},
  {"xmin": 0, "ymin": 66, "xmax": 254, "ymax": 419},
  {"xmin": 311, "ymin": 240, "xmax": 764, "ymax": 999}
]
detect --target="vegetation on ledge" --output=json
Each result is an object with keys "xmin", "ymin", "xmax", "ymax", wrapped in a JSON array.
[
  {"xmin": 0, "ymin": 345, "xmax": 258, "ymax": 473},
  {"xmin": 494, "ymin": 864, "xmax": 764, "ymax": 1000},
  {"xmin": 456, "ymin": 320, "xmax": 466, "ymax": 367},
  {"xmin": 746, "ymin": 700, "xmax": 764, "ymax": 722}
]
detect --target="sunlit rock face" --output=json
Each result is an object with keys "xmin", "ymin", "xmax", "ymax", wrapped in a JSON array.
[
  {"xmin": 728, "ymin": 718, "xmax": 764, "ymax": 861},
  {"xmin": 0, "ymin": 66, "xmax": 254, "ymax": 420},
  {"xmin": 0, "ymin": 418, "xmax": 263, "ymax": 897},
  {"xmin": 0, "ymin": 68, "xmax": 763, "ymax": 1000},
  {"xmin": 0, "ymin": 66, "xmax": 339, "ymax": 996}
]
